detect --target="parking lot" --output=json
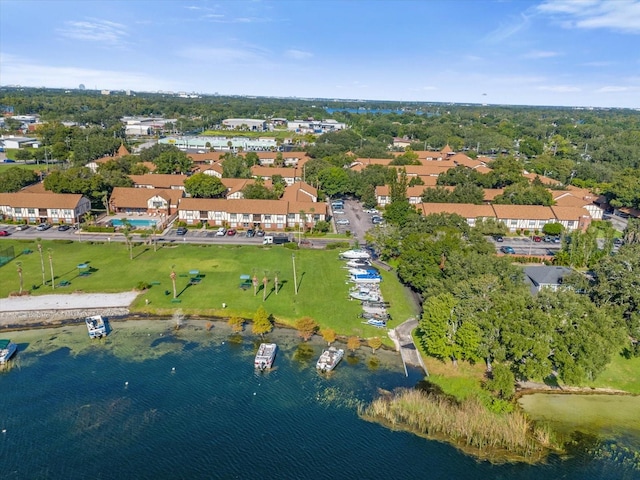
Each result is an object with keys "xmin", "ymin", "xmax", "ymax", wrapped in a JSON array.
[{"xmin": 330, "ymin": 198, "xmax": 381, "ymax": 243}]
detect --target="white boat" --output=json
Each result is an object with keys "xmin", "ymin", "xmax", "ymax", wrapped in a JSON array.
[
  {"xmin": 351, "ymin": 275, "xmax": 381, "ymax": 284},
  {"xmin": 85, "ymin": 315, "xmax": 107, "ymax": 339},
  {"xmin": 316, "ymin": 347, "xmax": 345, "ymax": 372},
  {"xmin": 348, "ymin": 268, "xmax": 379, "ymax": 276},
  {"xmin": 0, "ymin": 339, "xmax": 17, "ymax": 364},
  {"xmin": 350, "ymin": 290, "xmax": 381, "ymax": 302},
  {"xmin": 339, "ymin": 249, "xmax": 370, "ymax": 260},
  {"xmin": 254, "ymin": 343, "xmax": 277, "ymax": 370},
  {"xmin": 345, "ymin": 259, "xmax": 370, "ymax": 268}
]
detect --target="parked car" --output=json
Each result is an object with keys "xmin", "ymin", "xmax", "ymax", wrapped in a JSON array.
[
  {"xmin": 58, "ymin": 224, "xmax": 70, "ymax": 231},
  {"xmin": 215, "ymin": 227, "xmax": 227, "ymax": 236},
  {"xmin": 36, "ymin": 223, "xmax": 51, "ymax": 231},
  {"xmin": 176, "ymin": 227, "xmax": 188, "ymax": 235},
  {"xmin": 543, "ymin": 235, "xmax": 552, "ymax": 242},
  {"xmin": 493, "ymin": 235, "xmax": 504, "ymax": 242},
  {"xmin": 614, "ymin": 238, "xmax": 623, "ymax": 246},
  {"xmin": 255, "ymin": 230, "xmax": 265, "ymax": 237},
  {"xmin": 533, "ymin": 236, "xmax": 542, "ymax": 242},
  {"xmin": 226, "ymin": 228, "xmax": 236, "ymax": 236},
  {"xmin": 0, "ymin": 230, "xmax": 9, "ymax": 236},
  {"xmin": 336, "ymin": 219, "xmax": 350, "ymax": 226},
  {"xmin": 333, "ymin": 210, "xmax": 346, "ymax": 215},
  {"xmin": 16, "ymin": 224, "xmax": 29, "ymax": 231},
  {"xmin": 500, "ymin": 246, "xmax": 516, "ymax": 254},
  {"xmin": 371, "ymin": 216, "xmax": 383, "ymax": 224},
  {"xmin": 246, "ymin": 229, "xmax": 255, "ymax": 237},
  {"xmin": 552, "ymin": 236, "xmax": 561, "ymax": 243}
]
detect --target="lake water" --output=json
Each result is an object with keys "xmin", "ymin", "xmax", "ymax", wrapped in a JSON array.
[{"xmin": 0, "ymin": 319, "xmax": 638, "ymax": 480}]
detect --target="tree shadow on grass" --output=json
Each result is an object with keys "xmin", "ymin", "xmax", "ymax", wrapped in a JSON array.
[{"xmin": 176, "ymin": 283, "xmax": 192, "ymax": 298}]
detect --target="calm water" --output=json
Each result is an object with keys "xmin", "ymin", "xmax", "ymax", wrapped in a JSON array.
[{"xmin": 0, "ymin": 319, "xmax": 638, "ymax": 480}]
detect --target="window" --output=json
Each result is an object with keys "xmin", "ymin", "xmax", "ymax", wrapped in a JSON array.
[
  {"xmin": 28, "ymin": 208, "xmax": 36, "ymax": 215},
  {"xmin": 264, "ymin": 215, "xmax": 272, "ymax": 222}
]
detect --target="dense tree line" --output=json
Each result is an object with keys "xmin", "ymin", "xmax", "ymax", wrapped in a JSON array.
[{"xmin": 365, "ymin": 209, "xmax": 636, "ymax": 384}]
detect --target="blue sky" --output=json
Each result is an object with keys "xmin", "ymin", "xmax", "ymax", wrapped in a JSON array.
[{"xmin": 1, "ymin": 0, "xmax": 639, "ymax": 108}]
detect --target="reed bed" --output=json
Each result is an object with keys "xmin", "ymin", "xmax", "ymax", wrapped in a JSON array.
[{"xmin": 360, "ymin": 388, "xmax": 554, "ymax": 462}]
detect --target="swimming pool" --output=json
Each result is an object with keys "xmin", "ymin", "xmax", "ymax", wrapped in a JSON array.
[{"xmin": 110, "ymin": 218, "xmax": 158, "ymax": 229}]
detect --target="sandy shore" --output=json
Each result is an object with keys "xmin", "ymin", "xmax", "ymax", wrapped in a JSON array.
[{"xmin": 0, "ymin": 292, "xmax": 139, "ymax": 312}]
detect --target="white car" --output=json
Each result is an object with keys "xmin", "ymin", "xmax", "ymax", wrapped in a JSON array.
[
  {"xmin": 215, "ymin": 227, "xmax": 227, "ymax": 236},
  {"xmin": 333, "ymin": 210, "xmax": 346, "ymax": 214},
  {"xmin": 336, "ymin": 219, "xmax": 350, "ymax": 226}
]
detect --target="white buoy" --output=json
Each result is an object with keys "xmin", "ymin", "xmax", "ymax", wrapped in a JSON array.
[
  {"xmin": 2, "ymin": 429, "xmax": 6, "ymax": 433},
  {"xmin": 172, "ymin": 367, "xmax": 176, "ymax": 372},
  {"xmin": 125, "ymin": 381, "xmax": 129, "ymax": 386},
  {"xmin": 253, "ymin": 392, "xmax": 256, "ymax": 396}
]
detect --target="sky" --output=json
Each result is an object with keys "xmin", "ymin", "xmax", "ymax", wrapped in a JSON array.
[{"xmin": 1, "ymin": 0, "xmax": 640, "ymax": 108}]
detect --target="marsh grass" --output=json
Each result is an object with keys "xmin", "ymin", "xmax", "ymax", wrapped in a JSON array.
[{"xmin": 360, "ymin": 388, "xmax": 557, "ymax": 463}]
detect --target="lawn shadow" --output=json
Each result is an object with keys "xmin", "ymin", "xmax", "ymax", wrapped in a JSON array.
[
  {"xmin": 295, "ymin": 271, "xmax": 306, "ymax": 292},
  {"xmin": 177, "ymin": 283, "xmax": 192, "ymax": 298},
  {"xmin": 132, "ymin": 247, "xmax": 150, "ymax": 260}
]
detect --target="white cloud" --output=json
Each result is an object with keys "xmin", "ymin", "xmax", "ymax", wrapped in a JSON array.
[
  {"xmin": 57, "ymin": 18, "xmax": 128, "ymax": 46},
  {"xmin": 524, "ymin": 50, "xmax": 561, "ymax": 59},
  {"xmin": 0, "ymin": 53, "xmax": 174, "ymax": 91},
  {"xmin": 178, "ymin": 46, "xmax": 268, "ymax": 63},
  {"xmin": 595, "ymin": 85, "xmax": 630, "ymax": 92},
  {"xmin": 285, "ymin": 49, "xmax": 312, "ymax": 60},
  {"xmin": 537, "ymin": 0, "xmax": 640, "ymax": 33},
  {"xmin": 537, "ymin": 84, "xmax": 582, "ymax": 92}
]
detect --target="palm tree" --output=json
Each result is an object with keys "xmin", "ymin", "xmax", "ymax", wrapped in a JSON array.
[
  {"xmin": 262, "ymin": 272, "xmax": 269, "ymax": 301},
  {"xmin": 48, "ymin": 248, "xmax": 55, "ymax": 290},
  {"xmin": 16, "ymin": 262, "xmax": 23, "ymax": 294},
  {"xmin": 37, "ymin": 242, "xmax": 46, "ymax": 286},
  {"xmin": 170, "ymin": 267, "xmax": 177, "ymax": 299}
]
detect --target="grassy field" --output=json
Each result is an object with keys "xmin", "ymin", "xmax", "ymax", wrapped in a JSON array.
[
  {"xmin": 0, "ymin": 239, "xmax": 418, "ymax": 337},
  {"xmin": 0, "ymin": 162, "xmax": 46, "ymax": 172},
  {"xmin": 587, "ymin": 353, "xmax": 640, "ymax": 394}
]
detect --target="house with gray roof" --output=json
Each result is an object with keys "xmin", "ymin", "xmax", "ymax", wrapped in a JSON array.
[{"xmin": 523, "ymin": 266, "xmax": 574, "ymax": 294}]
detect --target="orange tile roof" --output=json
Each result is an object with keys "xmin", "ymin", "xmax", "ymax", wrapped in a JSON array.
[
  {"xmin": 281, "ymin": 181, "xmax": 318, "ymax": 202},
  {"xmin": 130, "ymin": 174, "xmax": 188, "ymax": 188},
  {"xmin": 179, "ymin": 198, "xmax": 326, "ymax": 215},
  {"xmin": 251, "ymin": 166, "xmax": 302, "ymax": 178},
  {"xmin": 20, "ymin": 182, "xmax": 47, "ymax": 193},
  {"xmin": 492, "ymin": 204, "xmax": 555, "ymax": 220},
  {"xmin": 417, "ymin": 203, "xmax": 496, "ymax": 218},
  {"xmin": 483, "ymin": 188, "xmax": 504, "ymax": 201},
  {"xmin": 550, "ymin": 206, "xmax": 592, "ymax": 221},
  {"xmin": 523, "ymin": 172, "xmax": 562, "ymax": 186},
  {"xmin": 110, "ymin": 187, "xmax": 183, "ymax": 209},
  {"xmin": 0, "ymin": 192, "xmax": 87, "ymax": 209}
]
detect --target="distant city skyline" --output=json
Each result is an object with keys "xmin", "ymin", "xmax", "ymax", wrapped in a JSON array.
[{"xmin": 1, "ymin": 0, "xmax": 640, "ymax": 108}]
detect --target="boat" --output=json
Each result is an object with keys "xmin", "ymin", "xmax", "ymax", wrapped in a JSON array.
[
  {"xmin": 345, "ymin": 259, "xmax": 370, "ymax": 268},
  {"xmin": 316, "ymin": 347, "xmax": 345, "ymax": 372},
  {"xmin": 350, "ymin": 291, "xmax": 381, "ymax": 302},
  {"xmin": 364, "ymin": 319, "xmax": 387, "ymax": 328},
  {"xmin": 254, "ymin": 343, "xmax": 277, "ymax": 370},
  {"xmin": 350, "ymin": 275, "xmax": 381, "ymax": 284},
  {"xmin": 348, "ymin": 268, "xmax": 379, "ymax": 276},
  {"xmin": 339, "ymin": 249, "xmax": 371, "ymax": 260},
  {"xmin": 85, "ymin": 315, "xmax": 107, "ymax": 339},
  {"xmin": 0, "ymin": 339, "xmax": 17, "ymax": 364}
]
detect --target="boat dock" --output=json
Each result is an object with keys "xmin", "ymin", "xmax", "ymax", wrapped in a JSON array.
[{"xmin": 389, "ymin": 318, "xmax": 428, "ymax": 377}]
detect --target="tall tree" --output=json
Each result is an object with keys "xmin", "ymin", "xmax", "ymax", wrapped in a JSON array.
[{"xmin": 252, "ymin": 306, "xmax": 273, "ymax": 337}]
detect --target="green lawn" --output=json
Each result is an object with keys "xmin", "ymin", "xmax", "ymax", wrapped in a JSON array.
[
  {"xmin": 0, "ymin": 162, "xmax": 46, "ymax": 172},
  {"xmin": 0, "ymin": 239, "xmax": 417, "ymax": 337},
  {"xmin": 587, "ymin": 353, "xmax": 640, "ymax": 394}
]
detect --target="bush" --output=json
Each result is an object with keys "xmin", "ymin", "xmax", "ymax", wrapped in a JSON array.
[
  {"xmin": 135, "ymin": 281, "xmax": 151, "ymax": 291},
  {"xmin": 325, "ymin": 241, "xmax": 350, "ymax": 250},
  {"xmin": 283, "ymin": 242, "xmax": 299, "ymax": 250},
  {"xmin": 83, "ymin": 226, "xmax": 116, "ymax": 233}
]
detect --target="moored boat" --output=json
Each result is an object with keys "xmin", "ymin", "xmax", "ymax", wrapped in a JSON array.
[
  {"xmin": 339, "ymin": 249, "xmax": 370, "ymax": 260},
  {"xmin": 85, "ymin": 315, "xmax": 107, "ymax": 339},
  {"xmin": 316, "ymin": 347, "xmax": 345, "ymax": 372},
  {"xmin": 254, "ymin": 343, "xmax": 277, "ymax": 370},
  {"xmin": 0, "ymin": 339, "xmax": 17, "ymax": 364}
]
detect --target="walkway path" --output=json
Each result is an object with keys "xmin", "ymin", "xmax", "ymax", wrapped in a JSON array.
[{"xmin": 389, "ymin": 318, "xmax": 428, "ymax": 377}]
